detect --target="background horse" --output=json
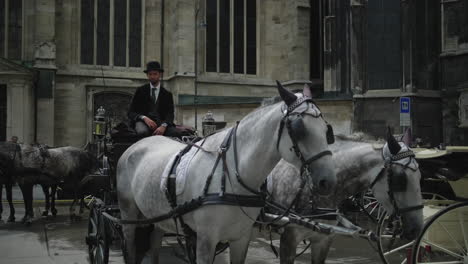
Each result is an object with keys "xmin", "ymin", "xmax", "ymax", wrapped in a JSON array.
[
  {"xmin": 268, "ymin": 129, "xmax": 424, "ymax": 264},
  {"xmin": 0, "ymin": 142, "xmax": 98, "ymax": 224},
  {"xmin": 0, "ymin": 144, "xmax": 16, "ymax": 222},
  {"xmin": 117, "ymin": 83, "xmax": 337, "ymax": 264}
]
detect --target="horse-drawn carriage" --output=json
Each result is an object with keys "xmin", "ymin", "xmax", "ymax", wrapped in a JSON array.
[
  {"xmin": 376, "ymin": 146, "xmax": 468, "ymax": 264},
  {"xmin": 83, "ymin": 84, "xmax": 381, "ymax": 264},
  {"xmin": 83, "ymin": 83, "xmax": 463, "ymax": 264}
]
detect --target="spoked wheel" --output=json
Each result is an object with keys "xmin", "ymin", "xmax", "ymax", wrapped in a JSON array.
[
  {"xmin": 377, "ymin": 212, "xmax": 414, "ymax": 264},
  {"xmin": 86, "ymin": 204, "xmax": 110, "ymax": 264},
  {"xmin": 411, "ymin": 201, "xmax": 468, "ymax": 264},
  {"xmin": 359, "ymin": 190, "xmax": 386, "ymax": 223}
]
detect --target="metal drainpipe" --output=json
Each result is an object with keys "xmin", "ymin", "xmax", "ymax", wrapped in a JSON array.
[
  {"xmin": 194, "ymin": 0, "xmax": 200, "ymax": 131},
  {"xmin": 160, "ymin": 0, "xmax": 165, "ymax": 75},
  {"xmin": 33, "ymin": 80, "xmax": 38, "ymax": 143}
]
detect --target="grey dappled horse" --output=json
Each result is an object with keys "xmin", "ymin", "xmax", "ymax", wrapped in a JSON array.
[
  {"xmin": 268, "ymin": 129, "xmax": 424, "ymax": 264},
  {"xmin": 0, "ymin": 142, "xmax": 98, "ymax": 223},
  {"xmin": 117, "ymin": 83, "xmax": 337, "ymax": 264}
]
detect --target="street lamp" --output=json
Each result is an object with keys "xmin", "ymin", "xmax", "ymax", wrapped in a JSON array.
[
  {"xmin": 93, "ymin": 106, "xmax": 106, "ymax": 137},
  {"xmin": 202, "ymin": 110, "xmax": 216, "ymax": 136}
]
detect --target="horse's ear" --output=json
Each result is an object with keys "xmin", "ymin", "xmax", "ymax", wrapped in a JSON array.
[
  {"xmin": 386, "ymin": 126, "xmax": 401, "ymax": 155},
  {"xmin": 276, "ymin": 80, "xmax": 297, "ymax": 106},
  {"xmin": 303, "ymin": 84, "xmax": 312, "ymax": 98},
  {"xmin": 402, "ymin": 127, "xmax": 412, "ymax": 147}
]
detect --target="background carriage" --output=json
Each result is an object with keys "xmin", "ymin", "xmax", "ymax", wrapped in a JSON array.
[{"xmin": 375, "ymin": 146, "xmax": 468, "ymax": 264}]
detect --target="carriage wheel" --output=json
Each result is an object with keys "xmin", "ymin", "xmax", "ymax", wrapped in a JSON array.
[
  {"xmin": 86, "ymin": 205, "xmax": 110, "ymax": 264},
  {"xmin": 377, "ymin": 212, "xmax": 414, "ymax": 264},
  {"xmin": 411, "ymin": 201, "xmax": 468, "ymax": 264},
  {"xmin": 359, "ymin": 190, "xmax": 386, "ymax": 223}
]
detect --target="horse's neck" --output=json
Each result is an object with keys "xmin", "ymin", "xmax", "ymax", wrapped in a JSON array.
[
  {"xmin": 230, "ymin": 103, "xmax": 283, "ymax": 191},
  {"xmin": 328, "ymin": 141, "xmax": 384, "ymax": 204}
]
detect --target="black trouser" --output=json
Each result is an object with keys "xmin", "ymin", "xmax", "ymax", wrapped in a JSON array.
[{"xmin": 134, "ymin": 121, "xmax": 181, "ymax": 138}]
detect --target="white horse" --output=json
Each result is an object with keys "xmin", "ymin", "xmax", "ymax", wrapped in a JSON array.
[
  {"xmin": 117, "ymin": 83, "xmax": 337, "ymax": 264},
  {"xmin": 268, "ymin": 129, "xmax": 424, "ymax": 264}
]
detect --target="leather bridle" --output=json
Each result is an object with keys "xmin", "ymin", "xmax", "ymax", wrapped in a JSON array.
[
  {"xmin": 276, "ymin": 97, "xmax": 333, "ymax": 185},
  {"xmin": 370, "ymin": 149, "xmax": 424, "ymax": 217}
]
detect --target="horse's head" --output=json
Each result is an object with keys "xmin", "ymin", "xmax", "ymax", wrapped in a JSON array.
[
  {"xmin": 275, "ymin": 81, "xmax": 337, "ymax": 195},
  {"xmin": 371, "ymin": 128, "xmax": 423, "ymax": 240},
  {"xmin": 76, "ymin": 148, "xmax": 100, "ymax": 175}
]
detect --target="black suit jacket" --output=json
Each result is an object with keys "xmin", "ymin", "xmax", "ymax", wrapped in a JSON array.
[{"xmin": 128, "ymin": 84, "xmax": 175, "ymax": 127}]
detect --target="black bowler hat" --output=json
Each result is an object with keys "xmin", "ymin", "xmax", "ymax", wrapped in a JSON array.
[{"xmin": 144, "ymin": 61, "xmax": 164, "ymax": 73}]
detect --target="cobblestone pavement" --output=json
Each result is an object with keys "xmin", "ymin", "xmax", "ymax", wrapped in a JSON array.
[{"xmin": 0, "ymin": 187, "xmax": 383, "ymax": 263}]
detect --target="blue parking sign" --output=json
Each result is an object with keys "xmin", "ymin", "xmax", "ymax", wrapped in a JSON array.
[{"xmin": 400, "ymin": 97, "xmax": 410, "ymax": 114}]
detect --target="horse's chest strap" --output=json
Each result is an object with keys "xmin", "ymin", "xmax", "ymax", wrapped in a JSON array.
[{"xmin": 202, "ymin": 193, "xmax": 265, "ymax": 207}]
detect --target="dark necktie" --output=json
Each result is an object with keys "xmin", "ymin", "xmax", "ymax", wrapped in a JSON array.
[{"xmin": 151, "ymin": 88, "xmax": 157, "ymax": 103}]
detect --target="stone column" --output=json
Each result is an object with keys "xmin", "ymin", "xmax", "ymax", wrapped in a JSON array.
[
  {"xmin": 33, "ymin": 0, "xmax": 57, "ymax": 146},
  {"xmin": 8, "ymin": 79, "xmax": 35, "ymax": 144},
  {"xmin": 350, "ymin": 0, "xmax": 366, "ymax": 94},
  {"xmin": 164, "ymin": 0, "xmax": 196, "ymax": 125}
]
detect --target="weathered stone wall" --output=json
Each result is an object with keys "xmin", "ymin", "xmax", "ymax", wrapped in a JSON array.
[{"xmin": 316, "ymin": 100, "xmax": 353, "ymax": 136}]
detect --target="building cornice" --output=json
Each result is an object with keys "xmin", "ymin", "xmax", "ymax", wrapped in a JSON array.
[{"xmin": 353, "ymin": 89, "xmax": 441, "ymax": 99}]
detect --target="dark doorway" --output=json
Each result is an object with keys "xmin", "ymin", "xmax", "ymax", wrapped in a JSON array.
[
  {"xmin": 93, "ymin": 92, "xmax": 132, "ymax": 129},
  {"xmin": 0, "ymin": 85, "xmax": 6, "ymax": 141}
]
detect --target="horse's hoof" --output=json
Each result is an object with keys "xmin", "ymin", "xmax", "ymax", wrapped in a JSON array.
[
  {"xmin": 42, "ymin": 211, "xmax": 49, "ymax": 217},
  {"xmin": 7, "ymin": 216, "xmax": 15, "ymax": 223},
  {"xmin": 22, "ymin": 217, "xmax": 32, "ymax": 226},
  {"xmin": 51, "ymin": 209, "xmax": 58, "ymax": 217}
]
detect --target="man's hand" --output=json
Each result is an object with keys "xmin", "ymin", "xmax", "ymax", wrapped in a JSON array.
[
  {"xmin": 142, "ymin": 116, "xmax": 158, "ymax": 131},
  {"xmin": 153, "ymin": 126, "xmax": 167, "ymax": 135}
]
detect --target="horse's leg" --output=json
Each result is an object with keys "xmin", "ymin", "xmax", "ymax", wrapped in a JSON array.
[
  {"xmin": 19, "ymin": 184, "xmax": 34, "ymax": 224},
  {"xmin": 280, "ymin": 227, "xmax": 304, "ymax": 264},
  {"xmin": 41, "ymin": 185, "xmax": 50, "ymax": 216},
  {"xmin": 309, "ymin": 236, "xmax": 334, "ymax": 264},
  {"xmin": 69, "ymin": 178, "xmax": 80, "ymax": 220},
  {"xmin": 196, "ymin": 233, "xmax": 218, "ymax": 264},
  {"xmin": 50, "ymin": 185, "xmax": 57, "ymax": 216},
  {"xmin": 0, "ymin": 184, "xmax": 3, "ymax": 221},
  {"xmin": 78, "ymin": 187, "xmax": 85, "ymax": 216},
  {"xmin": 122, "ymin": 225, "xmax": 138, "ymax": 264},
  {"xmin": 148, "ymin": 227, "xmax": 165, "ymax": 264},
  {"xmin": 229, "ymin": 231, "xmax": 252, "ymax": 264},
  {"xmin": 6, "ymin": 183, "xmax": 15, "ymax": 222}
]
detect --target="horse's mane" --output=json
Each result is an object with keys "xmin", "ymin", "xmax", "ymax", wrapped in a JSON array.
[
  {"xmin": 261, "ymin": 96, "xmax": 282, "ymax": 107},
  {"xmin": 335, "ymin": 132, "xmax": 385, "ymax": 144}
]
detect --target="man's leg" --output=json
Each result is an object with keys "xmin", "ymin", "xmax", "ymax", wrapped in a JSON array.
[
  {"xmin": 135, "ymin": 121, "xmax": 152, "ymax": 137},
  {"xmin": 163, "ymin": 126, "xmax": 182, "ymax": 138}
]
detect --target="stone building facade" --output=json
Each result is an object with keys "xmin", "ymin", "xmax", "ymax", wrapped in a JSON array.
[
  {"xmin": 0, "ymin": 0, "xmax": 466, "ymax": 147},
  {"xmin": 345, "ymin": 0, "xmax": 468, "ymax": 145}
]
